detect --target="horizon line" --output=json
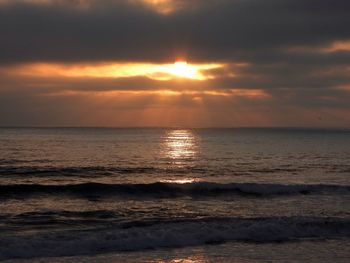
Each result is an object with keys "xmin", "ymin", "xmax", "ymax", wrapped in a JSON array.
[{"xmin": 0, "ymin": 126, "xmax": 349, "ymax": 131}]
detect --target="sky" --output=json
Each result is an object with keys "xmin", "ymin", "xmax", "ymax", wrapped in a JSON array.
[{"xmin": 0, "ymin": 0, "xmax": 350, "ymax": 127}]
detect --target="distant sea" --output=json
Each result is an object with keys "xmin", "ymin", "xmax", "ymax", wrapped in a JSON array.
[{"xmin": 0, "ymin": 128, "xmax": 349, "ymax": 262}]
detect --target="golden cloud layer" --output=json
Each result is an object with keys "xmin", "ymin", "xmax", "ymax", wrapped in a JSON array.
[{"xmin": 2, "ymin": 62, "xmax": 223, "ymax": 81}]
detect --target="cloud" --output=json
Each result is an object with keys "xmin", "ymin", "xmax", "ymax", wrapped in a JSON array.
[
  {"xmin": 0, "ymin": 0, "xmax": 349, "ymax": 127},
  {"xmin": 0, "ymin": 0, "xmax": 349, "ymax": 64}
]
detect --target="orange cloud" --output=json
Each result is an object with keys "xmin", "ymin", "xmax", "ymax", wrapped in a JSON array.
[
  {"xmin": 334, "ymin": 85, "xmax": 350, "ymax": 92},
  {"xmin": 324, "ymin": 40, "xmax": 350, "ymax": 52},
  {"xmin": 288, "ymin": 40, "xmax": 350, "ymax": 53},
  {"xmin": 131, "ymin": 0, "xmax": 181, "ymax": 14},
  {"xmin": 39, "ymin": 88, "xmax": 269, "ymax": 99},
  {"xmin": 0, "ymin": 0, "xmax": 184, "ymax": 14},
  {"xmin": 3, "ymin": 62, "xmax": 223, "ymax": 81},
  {"xmin": 30, "ymin": 87, "xmax": 271, "ymax": 127}
]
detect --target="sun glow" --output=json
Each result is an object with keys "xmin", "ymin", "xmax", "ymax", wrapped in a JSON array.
[
  {"xmin": 153, "ymin": 61, "xmax": 221, "ymax": 80},
  {"xmin": 136, "ymin": 0, "xmax": 177, "ymax": 14},
  {"xmin": 166, "ymin": 61, "xmax": 197, "ymax": 79},
  {"xmin": 4, "ymin": 62, "xmax": 222, "ymax": 81}
]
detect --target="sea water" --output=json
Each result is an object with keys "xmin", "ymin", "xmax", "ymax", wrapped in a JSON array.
[{"xmin": 0, "ymin": 128, "xmax": 349, "ymax": 262}]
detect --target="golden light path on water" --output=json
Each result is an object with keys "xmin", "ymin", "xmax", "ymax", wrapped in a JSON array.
[{"xmin": 161, "ymin": 129, "xmax": 199, "ymax": 184}]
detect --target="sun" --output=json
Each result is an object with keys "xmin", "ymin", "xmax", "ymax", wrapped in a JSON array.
[
  {"xmin": 156, "ymin": 61, "xmax": 201, "ymax": 79},
  {"xmin": 169, "ymin": 61, "xmax": 197, "ymax": 78},
  {"xmin": 160, "ymin": 61, "xmax": 222, "ymax": 80}
]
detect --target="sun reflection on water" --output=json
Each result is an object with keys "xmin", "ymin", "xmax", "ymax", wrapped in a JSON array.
[
  {"xmin": 164, "ymin": 129, "xmax": 198, "ymax": 162},
  {"xmin": 161, "ymin": 129, "xmax": 199, "ymax": 183},
  {"xmin": 168, "ymin": 258, "xmax": 205, "ymax": 263},
  {"xmin": 160, "ymin": 178, "xmax": 196, "ymax": 184}
]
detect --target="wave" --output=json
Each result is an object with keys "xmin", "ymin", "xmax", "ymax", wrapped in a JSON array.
[
  {"xmin": 0, "ymin": 166, "xmax": 159, "ymax": 176},
  {"xmin": 1, "ymin": 216, "xmax": 349, "ymax": 260},
  {"xmin": 0, "ymin": 210, "xmax": 120, "ymax": 228},
  {"xmin": 0, "ymin": 182, "xmax": 349, "ymax": 198},
  {"xmin": 0, "ymin": 165, "xmax": 212, "ymax": 179},
  {"xmin": 2, "ymin": 165, "xmax": 349, "ymax": 184}
]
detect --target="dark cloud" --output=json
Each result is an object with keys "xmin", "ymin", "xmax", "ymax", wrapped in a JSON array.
[{"xmin": 0, "ymin": 0, "xmax": 349, "ymax": 63}]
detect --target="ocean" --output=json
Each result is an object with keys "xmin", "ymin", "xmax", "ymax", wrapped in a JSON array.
[{"xmin": 0, "ymin": 128, "xmax": 349, "ymax": 262}]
